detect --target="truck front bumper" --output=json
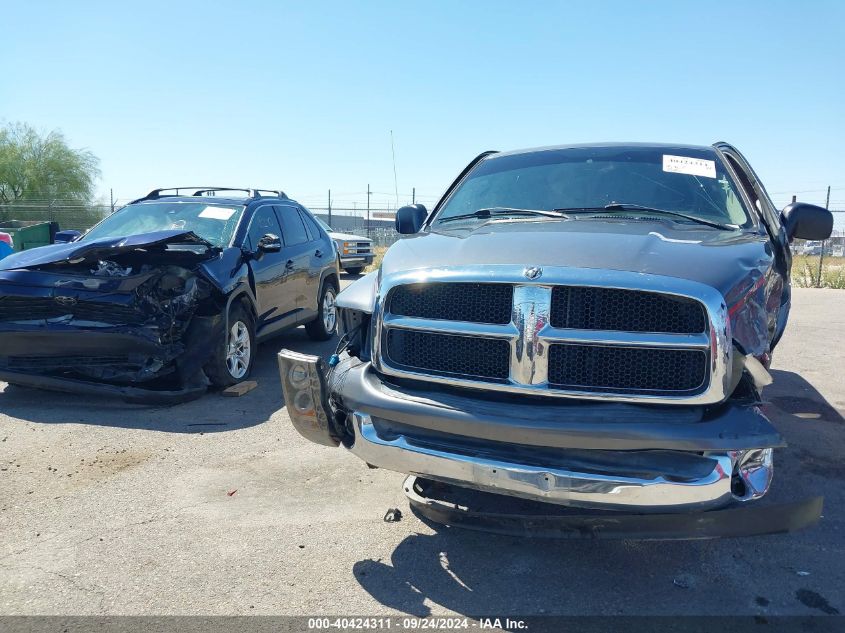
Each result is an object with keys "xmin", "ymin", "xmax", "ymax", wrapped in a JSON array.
[
  {"xmin": 279, "ymin": 352, "xmax": 784, "ymax": 513},
  {"xmin": 348, "ymin": 411, "xmax": 736, "ymax": 511}
]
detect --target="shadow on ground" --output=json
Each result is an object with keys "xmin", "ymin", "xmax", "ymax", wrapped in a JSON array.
[
  {"xmin": 0, "ymin": 325, "xmax": 336, "ymax": 433},
  {"xmin": 352, "ymin": 369, "xmax": 845, "ymax": 618}
]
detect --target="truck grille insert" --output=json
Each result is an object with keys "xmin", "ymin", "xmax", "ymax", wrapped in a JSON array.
[
  {"xmin": 550, "ymin": 286, "xmax": 706, "ymax": 333},
  {"xmin": 385, "ymin": 329, "xmax": 510, "ymax": 381},
  {"xmin": 547, "ymin": 344, "xmax": 708, "ymax": 395},
  {"xmin": 389, "ymin": 283, "xmax": 512, "ymax": 324}
]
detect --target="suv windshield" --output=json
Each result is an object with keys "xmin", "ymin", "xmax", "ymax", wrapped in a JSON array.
[
  {"xmin": 82, "ymin": 201, "xmax": 244, "ymax": 248},
  {"xmin": 435, "ymin": 146, "xmax": 752, "ymax": 228}
]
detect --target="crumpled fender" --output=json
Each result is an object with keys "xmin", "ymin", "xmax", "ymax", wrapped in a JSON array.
[
  {"xmin": 336, "ymin": 270, "xmax": 379, "ymax": 313},
  {"xmin": 197, "ymin": 247, "xmax": 249, "ymax": 294}
]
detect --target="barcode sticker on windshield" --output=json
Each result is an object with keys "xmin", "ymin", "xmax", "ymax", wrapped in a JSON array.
[
  {"xmin": 198, "ymin": 206, "xmax": 236, "ymax": 220},
  {"xmin": 662, "ymin": 155, "xmax": 717, "ymax": 178}
]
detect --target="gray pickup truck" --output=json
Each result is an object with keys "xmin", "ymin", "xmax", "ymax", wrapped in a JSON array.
[
  {"xmin": 279, "ymin": 143, "xmax": 833, "ymax": 537},
  {"xmin": 313, "ymin": 217, "xmax": 374, "ymax": 275}
]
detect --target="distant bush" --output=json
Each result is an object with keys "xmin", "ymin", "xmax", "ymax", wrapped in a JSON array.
[{"xmin": 792, "ymin": 255, "xmax": 845, "ymax": 289}]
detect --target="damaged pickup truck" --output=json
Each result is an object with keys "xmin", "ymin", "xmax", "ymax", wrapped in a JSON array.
[
  {"xmin": 279, "ymin": 143, "xmax": 834, "ymax": 538},
  {"xmin": 0, "ymin": 187, "xmax": 340, "ymax": 403}
]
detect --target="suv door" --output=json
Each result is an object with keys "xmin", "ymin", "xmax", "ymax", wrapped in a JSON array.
[
  {"xmin": 297, "ymin": 207, "xmax": 333, "ymax": 317},
  {"xmin": 245, "ymin": 204, "xmax": 298, "ymax": 336},
  {"xmin": 275, "ymin": 204, "xmax": 313, "ymax": 317}
]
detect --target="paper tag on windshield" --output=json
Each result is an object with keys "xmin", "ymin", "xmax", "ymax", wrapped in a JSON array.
[
  {"xmin": 662, "ymin": 155, "xmax": 716, "ymax": 178},
  {"xmin": 198, "ymin": 206, "xmax": 236, "ymax": 220}
]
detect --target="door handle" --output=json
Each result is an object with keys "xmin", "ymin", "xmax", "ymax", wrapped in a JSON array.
[{"xmin": 315, "ymin": 249, "xmax": 323, "ymax": 258}]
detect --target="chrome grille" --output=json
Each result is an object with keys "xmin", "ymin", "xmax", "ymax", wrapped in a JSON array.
[{"xmin": 374, "ymin": 267, "xmax": 731, "ymax": 405}]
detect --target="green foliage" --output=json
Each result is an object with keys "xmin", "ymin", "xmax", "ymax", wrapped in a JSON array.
[
  {"xmin": 0, "ymin": 122, "xmax": 101, "ymax": 230},
  {"xmin": 792, "ymin": 255, "xmax": 845, "ymax": 289},
  {"xmin": 0, "ymin": 121, "xmax": 100, "ymax": 205}
]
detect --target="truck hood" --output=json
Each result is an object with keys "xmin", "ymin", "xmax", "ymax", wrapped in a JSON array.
[
  {"xmin": 329, "ymin": 231, "xmax": 371, "ymax": 242},
  {"xmin": 381, "ymin": 218, "xmax": 774, "ymax": 298},
  {"xmin": 0, "ymin": 230, "xmax": 215, "ymax": 271}
]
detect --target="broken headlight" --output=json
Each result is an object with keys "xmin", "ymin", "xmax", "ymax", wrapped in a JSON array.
[{"xmin": 277, "ymin": 350, "xmax": 339, "ymax": 447}]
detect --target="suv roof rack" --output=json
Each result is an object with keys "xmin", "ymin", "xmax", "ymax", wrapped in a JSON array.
[{"xmin": 130, "ymin": 187, "xmax": 289, "ymax": 204}]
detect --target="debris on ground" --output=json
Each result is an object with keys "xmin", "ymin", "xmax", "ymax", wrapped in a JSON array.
[
  {"xmin": 222, "ymin": 381, "xmax": 258, "ymax": 397},
  {"xmin": 227, "ymin": 489, "xmax": 238, "ymax": 497},
  {"xmin": 383, "ymin": 508, "xmax": 403, "ymax": 523}
]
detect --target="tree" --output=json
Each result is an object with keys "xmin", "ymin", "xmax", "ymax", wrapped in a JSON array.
[{"xmin": 0, "ymin": 122, "xmax": 100, "ymax": 205}]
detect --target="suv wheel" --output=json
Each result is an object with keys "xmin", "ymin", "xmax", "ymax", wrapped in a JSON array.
[
  {"xmin": 344, "ymin": 266, "xmax": 364, "ymax": 275},
  {"xmin": 206, "ymin": 304, "xmax": 256, "ymax": 388},
  {"xmin": 305, "ymin": 280, "xmax": 338, "ymax": 341}
]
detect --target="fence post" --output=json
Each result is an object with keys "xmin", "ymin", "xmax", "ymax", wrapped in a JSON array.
[{"xmin": 816, "ymin": 186, "xmax": 831, "ymax": 287}]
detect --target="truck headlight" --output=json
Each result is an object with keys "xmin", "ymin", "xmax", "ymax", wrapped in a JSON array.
[{"xmin": 277, "ymin": 350, "xmax": 339, "ymax": 447}]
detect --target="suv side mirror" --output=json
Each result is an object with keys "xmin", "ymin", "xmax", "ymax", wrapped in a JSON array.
[
  {"xmin": 781, "ymin": 203, "xmax": 833, "ymax": 241},
  {"xmin": 395, "ymin": 204, "xmax": 428, "ymax": 234},
  {"xmin": 255, "ymin": 233, "xmax": 282, "ymax": 258}
]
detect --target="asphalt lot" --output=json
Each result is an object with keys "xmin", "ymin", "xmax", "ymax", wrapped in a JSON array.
[{"xmin": 1, "ymin": 284, "xmax": 843, "ymax": 616}]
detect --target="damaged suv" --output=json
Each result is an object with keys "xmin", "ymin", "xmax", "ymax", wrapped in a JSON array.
[
  {"xmin": 279, "ymin": 143, "xmax": 834, "ymax": 536},
  {"xmin": 0, "ymin": 187, "xmax": 340, "ymax": 402}
]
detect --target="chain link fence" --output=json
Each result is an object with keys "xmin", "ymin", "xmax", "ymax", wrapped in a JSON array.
[{"xmin": 0, "ymin": 203, "xmax": 112, "ymax": 231}]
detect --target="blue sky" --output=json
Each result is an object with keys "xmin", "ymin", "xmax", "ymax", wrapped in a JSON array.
[{"xmin": 3, "ymin": 0, "xmax": 844, "ymax": 224}]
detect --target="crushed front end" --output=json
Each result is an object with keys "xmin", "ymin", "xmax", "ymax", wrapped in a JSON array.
[{"xmin": 0, "ymin": 232, "xmax": 225, "ymax": 402}]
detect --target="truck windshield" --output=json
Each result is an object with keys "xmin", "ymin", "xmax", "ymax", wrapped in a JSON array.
[
  {"xmin": 435, "ymin": 146, "xmax": 752, "ymax": 228},
  {"xmin": 83, "ymin": 202, "xmax": 245, "ymax": 248}
]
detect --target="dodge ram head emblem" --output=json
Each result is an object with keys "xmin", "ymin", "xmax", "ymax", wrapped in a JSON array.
[{"xmin": 523, "ymin": 266, "xmax": 543, "ymax": 280}]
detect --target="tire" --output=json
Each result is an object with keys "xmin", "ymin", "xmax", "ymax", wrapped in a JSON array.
[
  {"xmin": 205, "ymin": 303, "xmax": 256, "ymax": 388},
  {"xmin": 305, "ymin": 280, "xmax": 339, "ymax": 341},
  {"xmin": 344, "ymin": 266, "xmax": 364, "ymax": 276}
]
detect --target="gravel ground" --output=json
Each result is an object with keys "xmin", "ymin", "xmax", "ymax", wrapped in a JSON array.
[{"xmin": 1, "ymin": 285, "xmax": 843, "ymax": 617}]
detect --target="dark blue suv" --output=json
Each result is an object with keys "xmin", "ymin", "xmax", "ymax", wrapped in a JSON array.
[{"xmin": 0, "ymin": 187, "xmax": 340, "ymax": 402}]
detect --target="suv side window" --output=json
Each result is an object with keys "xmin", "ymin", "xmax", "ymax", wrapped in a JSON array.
[
  {"xmin": 276, "ymin": 205, "xmax": 309, "ymax": 246},
  {"xmin": 298, "ymin": 208, "xmax": 324, "ymax": 242},
  {"xmin": 245, "ymin": 205, "xmax": 284, "ymax": 251}
]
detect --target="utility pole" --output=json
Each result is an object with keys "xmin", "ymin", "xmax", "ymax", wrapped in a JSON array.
[
  {"xmin": 390, "ymin": 130, "xmax": 399, "ymax": 208},
  {"xmin": 817, "ymin": 185, "xmax": 831, "ymax": 287},
  {"xmin": 110, "ymin": 188, "xmax": 115, "ymax": 215},
  {"xmin": 367, "ymin": 184, "xmax": 371, "ymax": 238},
  {"xmin": 412, "ymin": 187, "xmax": 415, "ymax": 205},
  {"xmin": 327, "ymin": 189, "xmax": 332, "ymax": 225}
]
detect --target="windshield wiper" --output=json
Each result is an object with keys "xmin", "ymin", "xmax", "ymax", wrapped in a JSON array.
[
  {"xmin": 553, "ymin": 203, "xmax": 737, "ymax": 230},
  {"xmin": 438, "ymin": 207, "xmax": 568, "ymax": 223}
]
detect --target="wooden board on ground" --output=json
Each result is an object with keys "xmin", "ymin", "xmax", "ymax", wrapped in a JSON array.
[{"xmin": 222, "ymin": 380, "xmax": 258, "ymax": 397}]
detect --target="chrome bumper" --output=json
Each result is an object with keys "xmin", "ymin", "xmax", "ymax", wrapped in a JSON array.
[{"xmin": 348, "ymin": 412, "xmax": 735, "ymax": 512}]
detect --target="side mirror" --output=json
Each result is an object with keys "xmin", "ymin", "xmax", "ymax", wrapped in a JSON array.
[
  {"xmin": 782, "ymin": 203, "xmax": 833, "ymax": 241},
  {"xmin": 54, "ymin": 230, "xmax": 82, "ymax": 244},
  {"xmin": 395, "ymin": 204, "xmax": 428, "ymax": 234},
  {"xmin": 254, "ymin": 233, "xmax": 282, "ymax": 260}
]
